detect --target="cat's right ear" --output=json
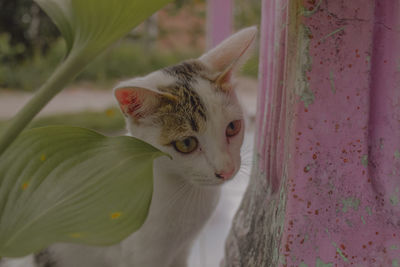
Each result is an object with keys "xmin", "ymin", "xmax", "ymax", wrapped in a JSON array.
[
  {"xmin": 199, "ymin": 26, "xmax": 257, "ymax": 91},
  {"xmin": 114, "ymin": 85, "xmax": 176, "ymax": 120}
]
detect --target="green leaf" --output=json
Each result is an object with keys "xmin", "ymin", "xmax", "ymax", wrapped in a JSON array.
[
  {"xmin": 34, "ymin": 0, "xmax": 173, "ymax": 57},
  {"xmin": 0, "ymin": 126, "xmax": 165, "ymax": 257},
  {"xmin": 0, "ymin": 0, "xmax": 174, "ymax": 155}
]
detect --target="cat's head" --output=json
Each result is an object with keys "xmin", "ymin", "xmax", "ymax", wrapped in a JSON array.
[{"xmin": 114, "ymin": 26, "xmax": 257, "ymax": 186}]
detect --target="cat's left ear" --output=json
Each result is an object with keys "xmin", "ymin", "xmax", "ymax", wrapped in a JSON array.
[
  {"xmin": 113, "ymin": 76, "xmax": 177, "ymax": 121},
  {"xmin": 199, "ymin": 26, "xmax": 258, "ymax": 92}
]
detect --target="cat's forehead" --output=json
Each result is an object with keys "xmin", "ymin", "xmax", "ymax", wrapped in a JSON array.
[
  {"xmin": 162, "ymin": 60, "xmax": 210, "ymax": 85},
  {"xmin": 151, "ymin": 60, "xmax": 208, "ymax": 144}
]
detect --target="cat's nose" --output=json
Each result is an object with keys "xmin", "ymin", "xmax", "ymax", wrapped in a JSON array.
[{"xmin": 215, "ymin": 168, "xmax": 235, "ymax": 180}]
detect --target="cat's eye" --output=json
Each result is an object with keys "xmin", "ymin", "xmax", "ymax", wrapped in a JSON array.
[
  {"xmin": 172, "ymin": 136, "xmax": 199, "ymax": 154},
  {"xmin": 226, "ymin": 120, "xmax": 242, "ymax": 137}
]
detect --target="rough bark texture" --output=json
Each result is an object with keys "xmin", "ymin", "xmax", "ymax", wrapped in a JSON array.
[{"xmin": 224, "ymin": 1, "xmax": 400, "ymax": 266}]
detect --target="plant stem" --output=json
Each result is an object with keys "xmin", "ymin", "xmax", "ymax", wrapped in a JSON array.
[{"xmin": 0, "ymin": 51, "xmax": 87, "ymax": 155}]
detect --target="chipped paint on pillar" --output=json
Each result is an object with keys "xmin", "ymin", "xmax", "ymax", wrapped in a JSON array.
[
  {"xmin": 274, "ymin": 0, "xmax": 400, "ymax": 266},
  {"xmin": 315, "ymin": 257, "xmax": 333, "ymax": 267},
  {"xmin": 225, "ymin": 0, "xmax": 400, "ymax": 266}
]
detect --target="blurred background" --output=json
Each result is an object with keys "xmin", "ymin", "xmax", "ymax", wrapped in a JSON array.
[
  {"xmin": 0, "ymin": 0, "xmax": 260, "ymax": 133},
  {"xmin": 0, "ymin": 0, "xmax": 261, "ymax": 265}
]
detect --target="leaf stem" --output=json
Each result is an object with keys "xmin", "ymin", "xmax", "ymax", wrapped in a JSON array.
[{"xmin": 0, "ymin": 50, "xmax": 88, "ymax": 155}]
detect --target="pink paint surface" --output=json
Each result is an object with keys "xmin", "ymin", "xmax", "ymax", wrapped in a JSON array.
[
  {"xmin": 257, "ymin": 0, "xmax": 400, "ymax": 265},
  {"xmin": 206, "ymin": 0, "xmax": 232, "ymax": 48}
]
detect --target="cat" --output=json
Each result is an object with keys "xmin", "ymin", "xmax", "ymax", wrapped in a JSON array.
[{"xmin": 0, "ymin": 26, "xmax": 257, "ymax": 267}]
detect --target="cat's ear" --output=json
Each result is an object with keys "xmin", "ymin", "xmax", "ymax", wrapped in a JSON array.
[
  {"xmin": 114, "ymin": 80, "xmax": 176, "ymax": 120},
  {"xmin": 200, "ymin": 26, "xmax": 257, "ymax": 92}
]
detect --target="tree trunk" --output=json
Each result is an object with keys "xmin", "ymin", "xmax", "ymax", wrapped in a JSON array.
[{"xmin": 224, "ymin": 0, "xmax": 400, "ymax": 266}]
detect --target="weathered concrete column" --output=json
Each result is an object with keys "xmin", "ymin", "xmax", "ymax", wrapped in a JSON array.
[
  {"xmin": 224, "ymin": 0, "xmax": 400, "ymax": 266},
  {"xmin": 206, "ymin": 0, "xmax": 232, "ymax": 48}
]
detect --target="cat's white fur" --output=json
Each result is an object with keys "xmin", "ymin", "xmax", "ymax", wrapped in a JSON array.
[{"xmin": 1, "ymin": 26, "xmax": 257, "ymax": 267}]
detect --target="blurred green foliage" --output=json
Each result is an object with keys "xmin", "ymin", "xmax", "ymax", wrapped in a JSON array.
[
  {"xmin": 78, "ymin": 40, "xmax": 200, "ymax": 86},
  {"xmin": 0, "ymin": 107, "xmax": 125, "ymax": 134},
  {"xmin": 172, "ymin": 0, "xmax": 205, "ymax": 9},
  {"xmin": 234, "ymin": 0, "xmax": 261, "ymax": 79},
  {"xmin": 0, "ymin": 37, "xmax": 200, "ymax": 91},
  {"xmin": 242, "ymin": 53, "xmax": 259, "ymax": 78},
  {"xmin": 0, "ymin": 0, "xmax": 260, "ymax": 92},
  {"xmin": 234, "ymin": 0, "xmax": 262, "ymax": 29},
  {"xmin": 0, "ymin": 0, "xmax": 59, "ymax": 62},
  {"xmin": 0, "ymin": 34, "xmax": 66, "ymax": 91}
]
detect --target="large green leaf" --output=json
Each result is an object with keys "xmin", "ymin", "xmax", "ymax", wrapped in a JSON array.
[
  {"xmin": 34, "ymin": 0, "xmax": 173, "ymax": 57},
  {"xmin": 0, "ymin": 126, "xmax": 165, "ymax": 257}
]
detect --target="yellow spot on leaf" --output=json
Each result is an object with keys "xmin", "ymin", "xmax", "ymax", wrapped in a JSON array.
[
  {"xmin": 22, "ymin": 183, "xmax": 29, "ymax": 190},
  {"xmin": 69, "ymin": 233, "xmax": 82, "ymax": 238},
  {"xmin": 105, "ymin": 108, "xmax": 115, "ymax": 117},
  {"xmin": 111, "ymin": 212, "xmax": 122, "ymax": 219},
  {"xmin": 40, "ymin": 154, "xmax": 46, "ymax": 161}
]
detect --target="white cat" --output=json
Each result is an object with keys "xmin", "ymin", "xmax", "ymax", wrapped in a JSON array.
[{"xmin": 0, "ymin": 26, "xmax": 257, "ymax": 267}]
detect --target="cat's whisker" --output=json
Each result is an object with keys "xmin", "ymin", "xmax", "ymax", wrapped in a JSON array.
[
  {"xmin": 177, "ymin": 184, "xmax": 200, "ymax": 224},
  {"xmin": 163, "ymin": 182, "xmax": 191, "ymax": 212},
  {"xmin": 238, "ymin": 167, "xmax": 251, "ymax": 178}
]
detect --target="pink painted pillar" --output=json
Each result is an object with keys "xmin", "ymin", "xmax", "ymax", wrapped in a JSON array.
[
  {"xmin": 206, "ymin": 0, "xmax": 232, "ymax": 48},
  {"xmin": 226, "ymin": 0, "xmax": 400, "ymax": 266},
  {"xmin": 259, "ymin": 0, "xmax": 400, "ymax": 265}
]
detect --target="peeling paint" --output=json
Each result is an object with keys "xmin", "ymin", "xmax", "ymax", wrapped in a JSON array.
[
  {"xmin": 342, "ymin": 197, "xmax": 360, "ymax": 212},
  {"xmin": 361, "ymin": 155, "xmax": 368, "ymax": 166},
  {"xmin": 390, "ymin": 187, "xmax": 399, "ymax": 206},
  {"xmin": 329, "ymin": 71, "xmax": 336, "ymax": 94},
  {"xmin": 302, "ymin": 0, "xmax": 322, "ymax": 17},
  {"xmin": 390, "ymin": 194, "xmax": 399, "ymax": 206},
  {"xmin": 390, "ymin": 245, "xmax": 399, "ymax": 250},
  {"xmin": 300, "ymin": 87, "xmax": 315, "ymax": 108},
  {"xmin": 345, "ymin": 219, "xmax": 353, "ymax": 227},
  {"xmin": 304, "ymin": 164, "xmax": 311, "ymax": 172},
  {"xmin": 239, "ymin": 0, "xmax": 400, "ymax": 265},
  {"xmin": 295, "ymin": 25, "xmax": 315, "ymax": 108},
  {"xmin": 279, "ymin": 255, "xmax": 286, "ymax": 265},
  {"xmin": 319, "ymin": 27, "xmax": 345, "ymax": 43},
  {"xmin": 332, "ymin": 242, "xmax": 349, "ymax": 262},
  {"xmin": 379, "ymin": 138, "xmax": 384, "ymax": 149},
  {"xmin": 365, "ymin": 206, "xmax": 372, "ymax": 215},
  {"xmin": 316, "ymin": 258, "xmax": 333, "ymax": 267}
]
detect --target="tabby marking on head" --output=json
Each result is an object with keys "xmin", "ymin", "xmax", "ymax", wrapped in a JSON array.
[{"xmin": 154, "ymin": 60, "xmax": 211, "ymax": 143}]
